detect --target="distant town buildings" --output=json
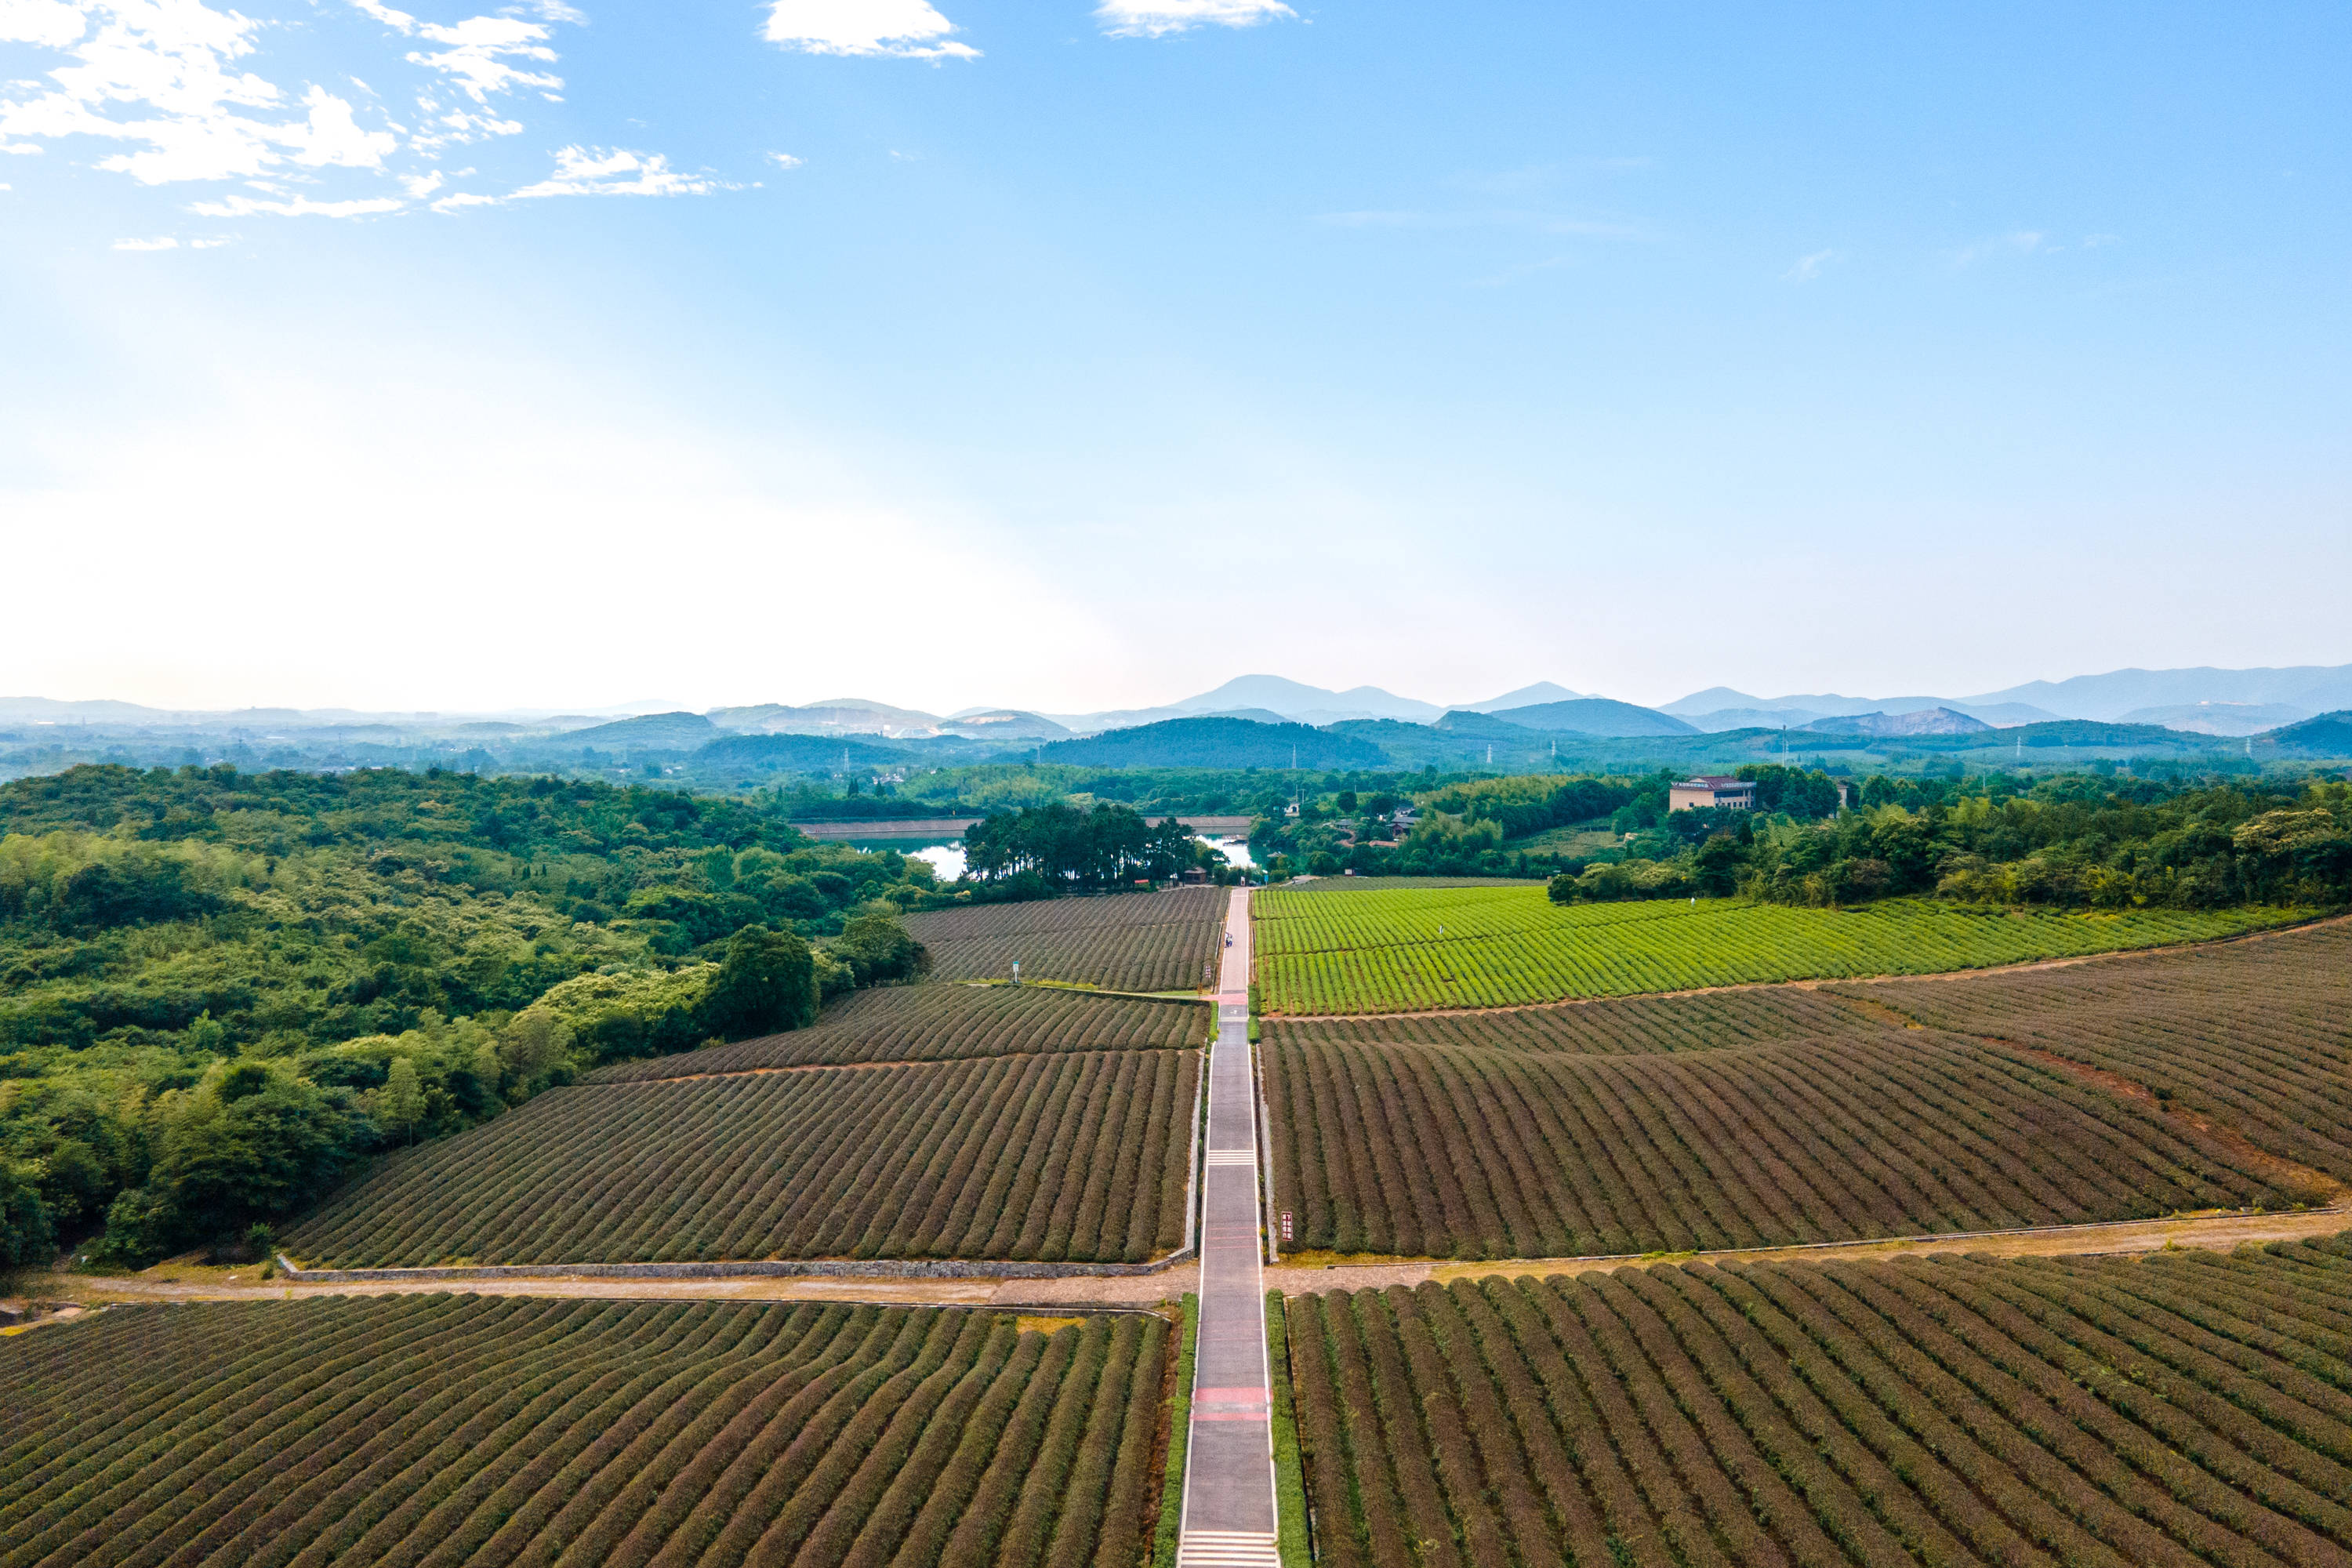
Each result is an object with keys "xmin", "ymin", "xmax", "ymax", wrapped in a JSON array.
[{"xmin": 1668, "ymin": 775, "xmax": 1757, "ymax": 812}]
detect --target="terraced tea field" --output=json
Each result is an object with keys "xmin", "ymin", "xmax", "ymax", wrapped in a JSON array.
[
  {"xmin": 590, "ymin": 982, "xmax": 1208, "ymax": 1082},
  {"xmin": 1261, "ymin": 985, "xmax": 1867, "ymax": 1055},
  {"xmin": 1254, "ymin": 884, "xmax": 2305, "ymax": 1014},
  {"xmin": 1279, "ymin": 877, "xmax": 1527, "ymax": 891},
  {"xmin": 0, "ymin": 1295, "xmax": 1169, "ymax": 1568},
  {"xmin": 1265, "ymin": 1023, "xmax": 2290, "ymax": 1259},
  {"xmin": 285, "ymin": 1048, "xmax": 1199, "ymax": 1267},
  {"xmin": 1266, "ymin": 923, "xmax": 2351, "ymax": 1258},
  {"xmin": 1285, "ymin": 1236, "xmax": 2352, "ymax": 1568},
  {"xmin": 902, "ymin": 885, "xmax": 1226, "ymax": 990},
  {"xmin": 1851, "ymin": 919, "xmax": 2352, "ymax": 1183}
]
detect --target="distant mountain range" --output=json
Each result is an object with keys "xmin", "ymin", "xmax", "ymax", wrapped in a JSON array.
[
  {"xmin": 1803, "ymin": 707, "xmax": 1991, "ymax": 738},
  {"xmin": 4, "ymin": 662, "xmax": 2348, "ymax": 749},
  {"xmin": 1661, "ymin": 665, "xmax": 2352, "ymax": 731}
]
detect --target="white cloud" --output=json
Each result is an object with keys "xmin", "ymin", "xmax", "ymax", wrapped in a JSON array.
[
  {"xmin": 1784, "ymin": 247, "xmax": 1837, "ymax": 282},
  {"xmin": 0, "ymin": 0, "xmax": 717, "ymax": 224},
  {"xmin": 763, "ymin": 0, "xmax": 977, "ymax": 59},
  {"xmin": 425, "ymin": 145, "xmax": 728, "ymax": 209},
  {"xmin": 0, "ymin": 1, "xmax": 394, "ymax": 185},
  {"xmin": 345, "ymin": 2, "xmax": 566, "ymax": 103},
  {"xmin": 111, "ymin": 233, "xmax": 176, "ymax": 248},
  {"xmin": 408, "ymin": 101, "xmax": 524, "ymax": 149},
  {"xmin": 187, "ymin": 191, "xmax": 404, "ymax": 216},
  {"xmin": 0, "ymin": 0, "xmax": 87, "ymax": 48},
  {"xmin": 767, "ymin": 150, "xmax": 802, "ymax": 169},
  {"xmin": 508, "ymin": 143, "xmax": 725, "ymax": 198},
  {"xmin": 406, "ymin": 16, "xmax": 561, "ymax": 103},
  {"xmin": 1095, "ymin": 0, "xmax": 1294, "ymax": 38},
  {"xmin": 284, "ymin": 82, "xmax": 397, "ymax": 167}
]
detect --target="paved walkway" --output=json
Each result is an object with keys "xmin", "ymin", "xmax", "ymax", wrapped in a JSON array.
[{"xmin": 1178, "ymin": 887, "xmax": 1279, "ymax": 1567}]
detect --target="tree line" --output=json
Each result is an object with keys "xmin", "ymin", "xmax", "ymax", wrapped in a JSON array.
[
  {"xmin": 1549, "ymin": 775, "xmax": 2352, "ymax": 909},
  {"xmin": 960, "ymin": 803, "xmax": 1210, "ymax": 895}
]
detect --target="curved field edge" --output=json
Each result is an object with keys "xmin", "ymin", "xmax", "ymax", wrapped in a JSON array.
[{"xmin": 1251, "ymin": 887, "xmax": 2312, "ymax": 1014}]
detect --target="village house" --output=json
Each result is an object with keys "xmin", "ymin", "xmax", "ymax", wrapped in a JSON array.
[{"xmin": 1668, "ymin": 775, "xmax": 1757, "ymax": 812}]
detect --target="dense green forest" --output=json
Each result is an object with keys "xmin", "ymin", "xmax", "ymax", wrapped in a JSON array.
[
  {"xmin": 1540, "ymin": 773, "xmax": 2352, "ymax": 909},
  {"xmin": 1240, "ymin": 763, "xmax": 2352, "ymax": 909},
  {"xmin": 0, "ymin": 765, "xmax": 936, "ymax": 1269},
  {"xmin": 960, "ymin": 803, "xmax": 1217, "ymax": 893}
]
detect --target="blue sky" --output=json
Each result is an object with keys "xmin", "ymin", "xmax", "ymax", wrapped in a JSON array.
[{"xmin": 3, "ymin": 2, "xmax": 2347, "ymax": 714}]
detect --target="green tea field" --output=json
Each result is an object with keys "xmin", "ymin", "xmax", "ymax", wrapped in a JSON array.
[
  {"xmin": 1254, "ymin": 884, "xmax": 2305, "ymax": 1014},
  {"xmin": 587, "ymin": 982, "xmax": 1209, "ymax": 1082},
  {"xmin": 1264, "ymin": 921, "xmax": 2347, "ymax": 1259},
  {"xmin": 0, "ymin": 1295, "xmax": 1170, "ymax": 1568},
  {"xmin": 285, "ymin": 1047, "xmax": 1199, "ymax": 1268},
  {"xmin": 1284, "ymin": 1236, "xmax": 2352, "ymax": 1568},
  {"xmin": 1850, "ymin": 919, "xmax": 2352, "ymax": 1183},
  {"xmin": 901, "ymin": 886, "xmax": 1227, "ymax": 990}
]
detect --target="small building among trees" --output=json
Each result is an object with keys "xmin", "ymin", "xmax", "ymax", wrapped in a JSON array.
[{"xmin": 1668, "ymin": 775, "xmax": 1758, "ymax": 812}]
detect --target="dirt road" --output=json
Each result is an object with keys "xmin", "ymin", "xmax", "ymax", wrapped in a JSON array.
[{"xmin": 27, "ymin": 1203, "xmax": 2344, "ymax": 1324}]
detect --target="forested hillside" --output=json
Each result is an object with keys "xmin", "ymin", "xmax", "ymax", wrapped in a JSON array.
[
  {"xmin": 1654, "ymin": 774, "xmax": 2352, "ymax": 909},
  {"xmin": 1252, "ymin": 764, "xmax": 2352, "ymax": 904},
  {"xmin": 0, "ymin": 765, "xmax": 938, "ymax": 1268}
]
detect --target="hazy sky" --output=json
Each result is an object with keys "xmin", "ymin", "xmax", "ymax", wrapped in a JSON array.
[{"xmin": 3, "ymin": 2, "xmax": 2347, "ymax": 714}]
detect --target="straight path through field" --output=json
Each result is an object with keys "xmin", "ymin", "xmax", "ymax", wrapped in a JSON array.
[{"xmin": 1178, "ymin": 887, "xmax": 1280, "ymax": 1568}]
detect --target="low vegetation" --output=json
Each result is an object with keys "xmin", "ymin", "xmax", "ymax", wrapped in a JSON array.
[
  {"xmin": 589, "ymin": 982, "xmax": 1210, "ymax": 1082},
  {"xmin": 0, "ymin": 1295, "xmax": 1169, "ymax": 1567},
  {"xmin": 1265, "ymin": 921, "xmax": 2348, "ymax": 1259},
  {"xmin": 1254, "ymin": 883, "xmax": 2297, "ymax": 1014},
  {"xmin": 1852, "ymin": 920, "xmax": 2352, "ymax": 1185},
  {"xmin": 902, "ymin": 884, "xmax": 1228, "ymax": 990},
  {"xmin": 1265, "ymin": 1024, "xmax": 2286, "ymax": 1261},
  {"xmin": 284, "ymin": 1047, "xmax": 1200, "ymax": 1268},
  {"xmin": 1286, "ymin": 1236, "xmax": 2352, "ymax": 1568}
]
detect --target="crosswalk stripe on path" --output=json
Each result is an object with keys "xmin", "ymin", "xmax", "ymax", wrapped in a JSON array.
[{"xmin": 1176, "ymin": 1530, "xmax": 1283, "ymax": 1566}]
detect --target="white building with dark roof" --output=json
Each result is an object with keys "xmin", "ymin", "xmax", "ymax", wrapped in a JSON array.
[{"xmin": 1669, "ymin": 775, "xmax": 1757, "ymax": 812}]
